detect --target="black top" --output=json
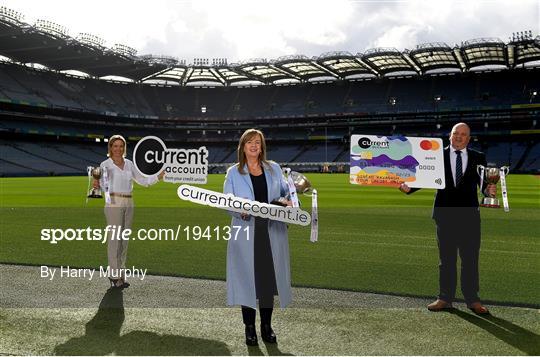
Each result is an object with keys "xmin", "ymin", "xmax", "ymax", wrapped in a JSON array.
[
  {"xmin": 250, "ymin": 170, "xmax": 268, "ymax": 204},
  {"xmin": 249, "ymin": 167, "xmax": 277, "ymax": 302}
]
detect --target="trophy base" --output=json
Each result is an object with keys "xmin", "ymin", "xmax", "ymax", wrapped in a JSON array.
[
  {"xmin": 87, "ymin": 188, "xmax": 103, "ymax": 199},
  {"xmin": 481, "ymin": 197, "xmax": 500, "ymax": 208}
]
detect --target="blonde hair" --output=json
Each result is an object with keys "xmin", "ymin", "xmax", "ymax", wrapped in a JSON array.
[
  {"xmin": 237, "ymin": 129, "xmax": 270, "ymax": 175},
  {"xmin": 107, "ymin": 135, "xmax": 127, "ymax": 158}
]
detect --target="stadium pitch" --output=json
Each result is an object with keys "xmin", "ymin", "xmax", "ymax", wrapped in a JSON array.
[
  {"xmin": 1, "ymin": 173, "xmax": 539, "ymax": 304},
  {"xmin": 1, "ymin": 264, "xmax": 539, "ymax": 355},
  {"xmin": 1, "ymin": 173, "xmax": 539, "ymax": 355}
]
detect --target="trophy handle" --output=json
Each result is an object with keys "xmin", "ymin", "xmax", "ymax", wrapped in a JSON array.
[
  {"xmin": 501, "ymin": 166, "xmax": 509, "ymax": 176},
  {"xmin": 476, "ymin": 164, "xmax": 485, "ymax": 177}
]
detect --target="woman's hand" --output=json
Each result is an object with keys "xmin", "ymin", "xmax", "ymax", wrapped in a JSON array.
[{"xmin": 240, "ymin": 213, "xmax": 250, "ymax": 221}]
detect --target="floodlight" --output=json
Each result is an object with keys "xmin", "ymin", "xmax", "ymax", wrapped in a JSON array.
[
  {"xmin": 77, "ymin": 33, "xmax": 105, "ymax": 48},
  {"xmin": 35, "ymin": 19, "xmax": 69, "ymax": 37},
  {"xmin": 112, "ymin": 44, "xmax": 137, "ymax": 57},
  {"xmin": 0, "ymin": 6, "xmax": 24, "ymax": 22}
]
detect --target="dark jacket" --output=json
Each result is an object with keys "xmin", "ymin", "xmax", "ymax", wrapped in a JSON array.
[{"xmin": 410, "ymin": 146, "xmax": 487, "ymax": 219}]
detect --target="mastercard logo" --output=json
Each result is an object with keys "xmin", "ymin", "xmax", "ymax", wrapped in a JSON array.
[{"xmin": 420, "ymin": 140, "xmax": 440, "ymax": 151}]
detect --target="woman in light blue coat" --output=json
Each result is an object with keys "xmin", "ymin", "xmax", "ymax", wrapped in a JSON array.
[{"xmin": 223, "ymin": 128, "xmax": 292, "ymax": 346}]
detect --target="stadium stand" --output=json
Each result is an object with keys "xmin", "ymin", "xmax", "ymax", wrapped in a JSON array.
[
  {"xmin": 2, "ymin": 136, "xmax": 537, "ymax": 177},
  {"xmin": 0, "ymin": 6, "xmax": 538, "ymax": 176},
  {"xmin": 1, "ymin": 62, "xmax": 538, "ymax": 119}
]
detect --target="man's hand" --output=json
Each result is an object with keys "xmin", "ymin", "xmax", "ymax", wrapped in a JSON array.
[
  {"xmin": 92, "ymin": 179, "xmax": 99, "ymax": 189},
  {"xmin": 485, "ymin": 184, "xmax": 497, "ymax": 197},
  {"xmin": 399, "ymin": 183, "xmax": 411, "ymax": 194},
  {"xmin": 158, "ymin": 171, "xmax": 166, "ymax": 180}
]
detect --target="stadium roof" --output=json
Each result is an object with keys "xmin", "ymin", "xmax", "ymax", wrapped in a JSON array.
[
  {"xmin": 460, "ymin": 38, "xmax": 508, "ymax": 68},
  {"xmin": 362, "ymin": 47, "xmax": 420, "ymax": 74},
  {"xmin": 409, "ymin": 43, "xmax": 462, "ymax": 72},
  {"xmin": 1, "ymin": 6, "xmax": 539, "ymax": 86}
]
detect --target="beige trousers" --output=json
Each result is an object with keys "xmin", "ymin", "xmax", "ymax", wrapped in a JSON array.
[{"xmin": 104, "ymin": 196, "xmax": 133, "ymax": 278}]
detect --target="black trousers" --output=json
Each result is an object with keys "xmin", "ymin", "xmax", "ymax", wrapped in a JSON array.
[
  {"xmin": 242, "ymin": 217, "xmax": 277, "ymax": 326},
  {"xmin": 435, "ymin": 209, "xmax": 481, "ymax": 304},
  {"xmin": 241, "ymin": 296, "xmax": 274, "ymax": 325}
]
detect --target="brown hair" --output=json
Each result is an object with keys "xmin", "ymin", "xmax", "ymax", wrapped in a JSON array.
[
  {"xmin": 237, "ymin": 129, "xmax": 270, "ymax": 175},
  {"xmin": 107, "ymin": 135, "xmax": 127, "ymax": 158}
]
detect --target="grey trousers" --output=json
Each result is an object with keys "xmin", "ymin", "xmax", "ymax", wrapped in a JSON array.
[{"xmin": 104, "ymin": 197, "xmax": 133, "ymax": 278}]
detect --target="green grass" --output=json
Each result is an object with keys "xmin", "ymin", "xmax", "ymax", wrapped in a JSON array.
[
  {"xmin": 0, "ymin": 305, "xmax": 539, "ymax": 355},
  {"xmin": 1, "ymin": 174, "xmax": 539, "ymax": 305}
]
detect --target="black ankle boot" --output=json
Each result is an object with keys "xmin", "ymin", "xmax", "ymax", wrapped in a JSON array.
[
  {"xmin": 245, "ymin": 324, "xmax": 258, "ymax": 346},
  {"xmin": 260, "ymin": 323, "xmax": 277, "ymax": 343}
]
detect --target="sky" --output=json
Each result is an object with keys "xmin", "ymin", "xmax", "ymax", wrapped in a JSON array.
[{"xmin": 1, "ymin": 0, "xmax": 538, "ymax": 64}]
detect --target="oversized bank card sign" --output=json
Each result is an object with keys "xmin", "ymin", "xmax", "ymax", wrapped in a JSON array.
[
  {"xmin": 350, "ymin": 135, "xmax": 445, "ymax": 189},
  {"xmin": 133, "ymin": 136, "xmax": 208, "ymax": 184}
]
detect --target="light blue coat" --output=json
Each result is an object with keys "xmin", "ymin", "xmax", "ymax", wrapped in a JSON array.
[{"xmin": 223, "ymin": 161, "xmax": 292, "ymax": 309}]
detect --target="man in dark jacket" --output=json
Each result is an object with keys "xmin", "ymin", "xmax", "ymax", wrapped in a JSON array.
[{"xmin": 400, "ymin": 123, "xmax": 496, "ymax": 315}]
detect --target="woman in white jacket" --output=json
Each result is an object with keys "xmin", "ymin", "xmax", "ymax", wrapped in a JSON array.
[
  {"xmin": 93, "ymin": 135, "xmax": 164, "ymax": 289},
  {"xmin": 223, "ymin": 129, "xmax": 292, "ymax": 346}
]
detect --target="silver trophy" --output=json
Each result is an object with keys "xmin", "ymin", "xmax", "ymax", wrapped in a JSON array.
[
  {"xmin": 273, "ymin": 169, "xmax": 315, "ymax": 207},
  {"xmin": 477, "ymin": 164, "xmax": 509, "ymax": 208},
  {"xmin": 87, "ymin": 166, "xmax": 103, "ymax": 198},
  {"xmin": 289, "ymin": 171, "xmax": 314, "ymax": 196},
  {"xmin": 285, "ymin": 170, "xmax": 319, "ymax": 242}
]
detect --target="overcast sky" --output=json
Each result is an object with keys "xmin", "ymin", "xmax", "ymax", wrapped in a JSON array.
[{"xmin": 1, "ymin": 0, "xmax": 538, "ymax": 64}]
